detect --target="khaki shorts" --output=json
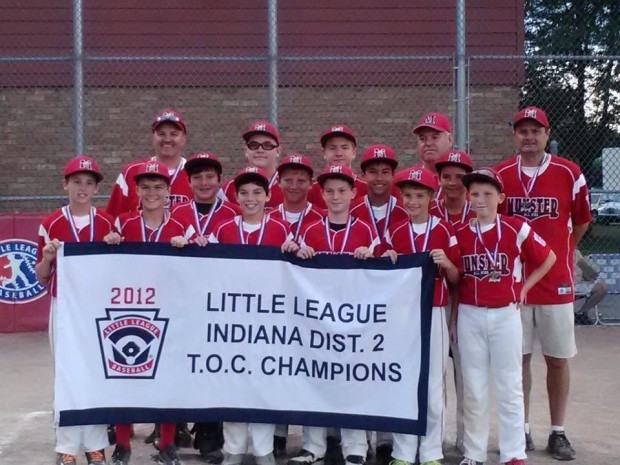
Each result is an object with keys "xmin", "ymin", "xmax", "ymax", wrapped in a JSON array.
[{"xmin": 521, "ymin": 303, "xmax": 577, "ymax": 358}]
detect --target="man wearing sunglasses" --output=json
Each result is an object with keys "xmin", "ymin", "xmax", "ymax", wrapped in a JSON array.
[{"xmin": 222, "ymin": 121, "xmax": 284, "ymax": 211}]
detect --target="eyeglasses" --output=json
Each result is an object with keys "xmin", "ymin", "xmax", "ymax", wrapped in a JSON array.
[{"xmin": 247, "ymin": 141, "xmax": 279, "ymax": 151}]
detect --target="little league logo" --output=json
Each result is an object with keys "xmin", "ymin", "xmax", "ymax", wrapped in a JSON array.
[
  {"xmin": 0, "ymin": 239, "xmax": 47, "ymax": 304},
  {"xmin": 96, "ymin": 309, "xmax": 169, "ymax": 379}
]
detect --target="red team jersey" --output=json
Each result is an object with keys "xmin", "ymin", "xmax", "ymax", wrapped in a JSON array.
[
  {"xmin": 171, "ymin": 199, "xmax": 241, "ymax": 238},
  {"xmin": 455, "ymin": 215, "xmax": 551, "ymax": 308},
  {"xmin": 300, "ymin": 217, "xmax": 379, "ymax": 255},
  {"xmin": 386, "ymin": 216, "xmax": 459, "ymax": 307},
  {"xmin": 37, "ymin": 207, "xmax": 116, "ymax": 296},
  {"xmin": 429, "ymin": 199, "xmax": 476, "ymax": 231},
  {"xmin": 106, "ymin": 157, "xmax": 193, "ymax": 218},
  {"xmin": 495, "ymin": 154, "xmax": 591, "ymax": 304},
  {"xmin": 307, "ymin": 177, "xmax": 368, "ymax": 210},
  {"xmin": 210, "ymin": 216, "xmax": 290, "ymax": 246},
  {"xmin": 115, "ymin": 211, "xmax": 189, "ymax": 242},
  {"xmin": 222, "ymin": 175, "xmax": 284, "ymax": 211},
  {"xmin": 350, "ymin": 195, "xmax": 410, "ymax": 255},
  {"xmin": 268, "ymin": 202, "xmax": 324, "ymax": 243}
]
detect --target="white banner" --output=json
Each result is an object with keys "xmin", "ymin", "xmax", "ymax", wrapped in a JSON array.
[{"xmin": 55, "ymin": 243, "xmax": 435, "ymax": 434}]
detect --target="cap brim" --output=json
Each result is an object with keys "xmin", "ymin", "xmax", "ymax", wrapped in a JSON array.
[
  {"xmin": 277, "ymin": 162, "xmax": 313, "ymax": 177},
  {"xmin": 513, "ymin": 117, "xmax": 548, "ymax": 129},
  {"xmin": 317, "ymin": 172, "xmax": 355, "ymax": 186},
  {"xmin": 413, "ymin": 123, "xmax": 449, "ymax": 134},
  {"xmin": 184, "ymin": 158, "xmax": 223, "ymax": 174},
  {"xmin": 153, "ymin": 120, "xmax": 186, "ymax": 133},
  {"xmin": 243, "ymin": 131, "xmax": 279, "ymax": 144},
  {"xmin": 65, "ymin": 170, "xmax": 104, "ymax": 183},
  {"xmin": 435, "ymin": 161, "xmax": 473, "ymax": 173},
  {"xmin": 234, "ymin": 173, "xmax": 270, "ymax": 192},
  {"xmin": 361, "ymin": 158, "xmax": 398, "ymax": 170},
  {"xmin": 394, "ymin": 179, "xmax": 435, "ymax": 191},
  {"xmin": 133, "ymin": 172, "xmax": 171, "ymax": 185},
  {"xmin": 462, "ymin": 173, "xmax": 502, "ymax": 192},
  {"xmin": 320, "ymin": 132, "xmax": 356, "ymax": 147}
]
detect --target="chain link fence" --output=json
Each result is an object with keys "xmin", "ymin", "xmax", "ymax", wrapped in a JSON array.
[{"xmin": 0, "ymin": 2, "xmax": 619, "ymax": 253}]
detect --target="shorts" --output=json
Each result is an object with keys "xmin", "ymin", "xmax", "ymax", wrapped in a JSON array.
[{"xmin": 521, "ymin": 303, "xmax": 577, "ymax": 358}]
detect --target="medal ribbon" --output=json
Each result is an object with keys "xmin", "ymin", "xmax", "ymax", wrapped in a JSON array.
[
  {"xmin": 517, "ymin": 153, "xmax": 548, "ymax": 198},
  {"xmin": 192, "ymin": 199, "xmax": 221, "ymax": 236},
  {"xmin": 141, "ymin": 212, "xmax": 168, "ymax": 242},
  {"xmin": 62, "ymin": 206, "xmax": 95, "ymax": 242},
  {"xmin": 324, "ymin": 216, "xmax": 353, "ymax": 253},
  {"xmin": 475, "ymin": 215, "xmax": 502, "ymax": 274},
  {"xmin": 408, "ymin": 216, "xmax": 433, "ymax": 253},
  {"xmin": 238, "ymin": 215, "xmax": 267, "ymax": 245},
  {"xmin": 438, "ymin": 200, "xmax": 470, "ymax": 225},
  {"xmin": 365, "ymin": 195, "xmax": 393, "ymax": 240},
  {"xmin": 279, "ymin": 202, "xmax": 311, "ymax": 243}
]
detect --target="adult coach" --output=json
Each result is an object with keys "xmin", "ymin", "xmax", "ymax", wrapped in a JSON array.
[
  {"xmin": 495, "ymin": 107, "xmax": 592, "ymax": 461},
  {"xmin": 413, "ymin": 112, "xmax": 453, "ymax": 174},
  {"xmin": 106, "ymin": 108, "xmax": 192, "ymax": 217}
]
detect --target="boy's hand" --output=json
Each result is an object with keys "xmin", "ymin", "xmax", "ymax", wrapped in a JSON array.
[
  {"xmin": 381, "ymin": 249, "xmax": 398, "ymax": 264},
  {"xmin": 297, "ymin": 246, "xmax": 316, "ymax": 260},
  {"xmin": 430, "ymin": 249, "xmax": 450, "ymax": 269},
  {"xmin": 42, "ymin": 239, "xmax": 62, "ymax": 261},
  {"xmin": 191, "ymin": 235, "xmax": 209, "ymax": 247},
  {"xmin": 103, "ymin": 232, "xmax": 123, "ymax": 245},
  {"xmin": 353, "ymin": 246, "xmax": 372, "ymax": 260},
  {"xmin": 171, "ymin": 236, "xmax": 188, "ymax": 248},
  {"xmin": 281, "ymin": 239, "xmax": 300, "ymax": 254}
]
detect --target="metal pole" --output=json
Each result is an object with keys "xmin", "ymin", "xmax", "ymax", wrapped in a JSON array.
[
  {"xmin": 73, "ymin": 0, "xmax": 84, "ymax": 156},
  {"xmin": 267, "ymin": 0, "xmax": 278, "ymax": 126},
  {"xmin": 455, "ymin": 0, "xmax": 467, "ymax": 150}
]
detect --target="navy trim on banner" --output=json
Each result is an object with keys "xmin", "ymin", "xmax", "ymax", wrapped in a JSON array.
[{"xmin": 64, "ymin": 242, "xmax": 429, "ymax": 271}]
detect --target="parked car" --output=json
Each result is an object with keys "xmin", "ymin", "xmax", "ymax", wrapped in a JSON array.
[{"xmin": 591, "ymin": 191, "xmax": 620, "ymax": 224}]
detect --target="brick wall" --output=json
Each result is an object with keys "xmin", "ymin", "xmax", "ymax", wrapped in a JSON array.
[{"xmin": 0, "ymin": 85, "xmax": 519, "ymax": 213}]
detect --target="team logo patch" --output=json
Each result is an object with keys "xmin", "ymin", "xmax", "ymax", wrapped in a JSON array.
[
  {"xmin": 0, "ymin": 239, "xmax": 46, "ymax": 304},
  {"xmin": 96, "ymin": 309, "xmax": 169, "ymax": 379}
]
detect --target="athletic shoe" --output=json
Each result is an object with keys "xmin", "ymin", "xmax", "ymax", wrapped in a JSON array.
[
  {"xmin": 344, "ymin": 455, "xmax": 365, "ymax": 465},
  {"xmin": 288, "ymin": 449, "xmax": 325, "ymax": 465},
  {"xmin": 546, "ymin": 431, "xmax": 575, "ymax": 460},
  {"xmin": 194, "ymin": 422, "xmax": 223, "ymax": 462},
  {"xmin": 56, "ymin": 453, "xmax": 77, "ymax": 465},
  {"xmin": 274, "ymin": 436, "xmax": 288, "ymax": 458},
  {"xmin": 175, "ymin": 423, "xmax": 193, "ymax": 448},
  {"xmin": 85, "ymin": 449, "xmax": 106, "ymax": 465},
  {"xmin": 221, "ymin": 452, "xmax": 244, "ymax": 465},
  {"xmin": 255, "ymin": 453, "xmax": 277, "ymax": 465},
  {"xmin": 525, "ymin": 432, "xmax": 535, "ymax": 451},
  {"xmin": 458, "ymin": 459, "xmax": 481, "ymax": 465},
  {"xmin": 421, "ymin": 461, "xmax": 442, "ymax": 465},
  {"xmin": 505, "ymin": 459, "xmax": 526, "ymax": 465},
  {"xmin": 388, "ymin": 460, "xmax": 411, "ymax": 465},
  {"xmin": 110, "ymin": 444, "xmax": 131, "ymax": 465},
  {"xmin": 157, "ymin": 443, "xmax": 184, "ymax": 465},
  {"xmin": 375, "ymin": 444, "xmax": 392, "ymax": 465}
]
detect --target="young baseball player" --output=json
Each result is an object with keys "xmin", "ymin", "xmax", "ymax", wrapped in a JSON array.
[
  {"xmin": 210, "ymin": 167, "xmax": 295, "ymax": 465},
  {"xmin": 35, "ymin": 156, "xmax": 115, "ymax": 465},
  {"xmin": 382, "ymin": 166, "xmax": 460, "ymax": 465},
  {"xmin": 106, "ymin": 109, "xmax": 193, "ymax": 218},
  {"xmin": 221, "ymin": 121, "xmax": 284, "ymax": 211},
  {"xmin": 451, "ymin": 168, "xmax": 556, "ymax": 465},
  {"xmin": 307, "ymin": 125, "xmax": 367, "ymax": 209},
  {"xmin": 431, "ymin": 149, "xmax": 476, "ymax": 453},
  {"xmin": 349, "ymin": 144, "xmax": 409, "ymax": 257},
  {"xmin": 105, "ymin": 161, "xmax": 190, "ymax": 465},
  {"xmin": 495, "ymin": 107, "xmax": 591, "ymax": 460},
  {"xmin": 290, "ymin": 165, "xmax": 377, "ymax": 465}
]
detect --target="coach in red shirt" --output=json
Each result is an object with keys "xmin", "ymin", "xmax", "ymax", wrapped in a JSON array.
[{"xmin": 495, "ymin": 107, "xmax": 592, "ymax": 461}]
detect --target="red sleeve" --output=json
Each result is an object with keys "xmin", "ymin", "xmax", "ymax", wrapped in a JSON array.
[
  {"xmin": 105, "ymin": 180, "xmax": 127, "ymax": 218},
  {"xmin": 223, "ymin": 179, "xmax": 238, "ymax": 205},
  {"xmin": 520, "ymin": 222, "xmax": 551, "ymax": 268},
  {"xmin": 571, "ymin": 168, "xmax": 592, "ymax": 226}
]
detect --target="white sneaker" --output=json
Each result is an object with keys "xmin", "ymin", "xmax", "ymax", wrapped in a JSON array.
[
  {"xmin": 459, "ymin": 458, "xmax": 482, "ymax": 465},
  {"xmin": 255, "ymin": 453, "xmax": 276, "ymax": 465},
  {"xmin": 288, "ymin": 450, "xmax": 324, "ymax": 465},
  {"xmin": 222, "ymin": 452, "xmax": 244, "ymax": 465}
]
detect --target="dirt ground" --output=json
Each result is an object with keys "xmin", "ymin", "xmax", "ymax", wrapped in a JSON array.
[{"xmin": 0, "ymin": 326, "xmax": 618, "ymax": 465}]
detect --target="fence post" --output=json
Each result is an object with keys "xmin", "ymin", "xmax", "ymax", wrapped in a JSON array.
[
  {"xmin": 455, "ymin": 0, "xmax": 467, "ymax": 150},
  {"xmin": 267, "ymin": 0, "xmax": 279, "ymax": 126},
  {"xmin": 72, "ymin": 0, "xmax": 84, "ymax": 156}
]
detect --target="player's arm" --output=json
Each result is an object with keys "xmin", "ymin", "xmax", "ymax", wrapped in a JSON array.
[
  {"xmin": 572, "ymin": 222, "xmax": 590, "ymax": 246},
  {"xmin": 35, "ymin": 239, "xmax": 62, "ymax": 285}
]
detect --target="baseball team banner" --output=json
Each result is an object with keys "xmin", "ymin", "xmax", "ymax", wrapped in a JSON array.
[{"xmin": 54, "ymin": 243, "xmax": 435, "ymax": 434}]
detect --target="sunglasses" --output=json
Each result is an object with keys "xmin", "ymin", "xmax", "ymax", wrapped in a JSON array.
[{"xmin": 247, "ymin": 141, "xmax": 279, "ymax": 151}]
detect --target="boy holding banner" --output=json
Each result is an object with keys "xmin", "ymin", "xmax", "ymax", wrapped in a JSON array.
[
  {"xmin": 35, "ymin": 156, "xmax": 115, "ymax": 465},
  {"xmin": 104, "ymin": 161, "xmax": 191, "ymax": 465},
  {"xmin": 451, "ymin": 168, "xmax": 556, "ymax": 465},
  {"xmin": 383, "ymin": 166, "xmax": 460, "ymax": 465},
  {"xmin": 291, "ymin": 165, "xmax": 377, "ymax": 465}
]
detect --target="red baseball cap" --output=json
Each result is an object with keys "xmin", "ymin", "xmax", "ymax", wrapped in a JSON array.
[
  {"xmin": 243, "ymin": 121, "xmax": 280, "ymax": 145},
  {"xmin": 462, "ymin": 167, "xmax": 504, "ymax": 193},
  {"xmin": 234, "ymin": 166, "xmax": 270, "ymax": 193},
  {"xmin": 360, "ymin": 144, "xmax": 398, "ymax": 170},
  {"xmin": 152, "ymin": 109, "xmax": 186, "ymax": 133},
  {"xmin": 316, "ymin": 164, "xmax": 356, "ymax": 187},
  {"xmin": 320, "ymin": 125, "xmax": 357, "ymax": 147},
  {"xmin": 184, "ymin": 152, "xmax": 223, "ymax": 176},
  {"xmin": 513, "ymin": 106, "xmax": 549, "ymax": 129},
  {"xmin": 277, "ymin": 153, "xmax": 314, "ymax": 177},
  {"xmin": 413, "ymin": 112, "xmax": 451, "ymax": 134},
  {"xmin": 394, "ymin": 165, "xmax": 438, "ymax": 192},
  {"xmin": 133, "ymin": 161, "xmax": 171, "ymax": 185},
  {"xmin": 64, "ymin": 155, "xmax": 104, "ymax": 182},
  {"xmin": 435, "ymin": 150, "xmax": 474, "ymax": 173}
]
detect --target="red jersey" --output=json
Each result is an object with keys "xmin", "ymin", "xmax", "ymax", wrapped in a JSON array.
[
  {"xmin": 106, "ymin": 156, "xmax": 192, "ymax": 218},
  {"xmin": 429, "ymin": 199, "xmax": 476, "ymax": 231},
  {"xmin": 307, "ymin": 176, "xmax": 368, "ymax": 209},
  {"xmin": 115, "ymin": 211, "xmax": 189, "ymax": 242},
  {"xmin": 300, "ymin": 216, "xmax": 379, "ymax": 255},
  {"xmin": 455, "ymin": 215, "xmax": 551, "ymax": 308},
  {"xmin": 350, "ymin": 195, "xmax": 410, "ymax": 255},
  {"xmin": 171, "ymin": 199, "xmax": 241, "ymax": 239},
  {"xmin": 495, "ymin": 154, "xmax": 592, "ymax": 304},
  {"xmin": 386, "ymin": 216, "xmax": 459, "ymax": 307},
  {"xmin": 37, "ymin": 207, "xmax": 115, "ymax": 297},
  {"xmin": 221, "ymin": 174, "xmax": 284, "ymax": 211},
  {"xmin": 210, "ymin": 216, "xmax": 290, "ymax": 246},
  {"xmin": 268, "ymin": 202, "xmax": 324, "ymax": 243}
]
